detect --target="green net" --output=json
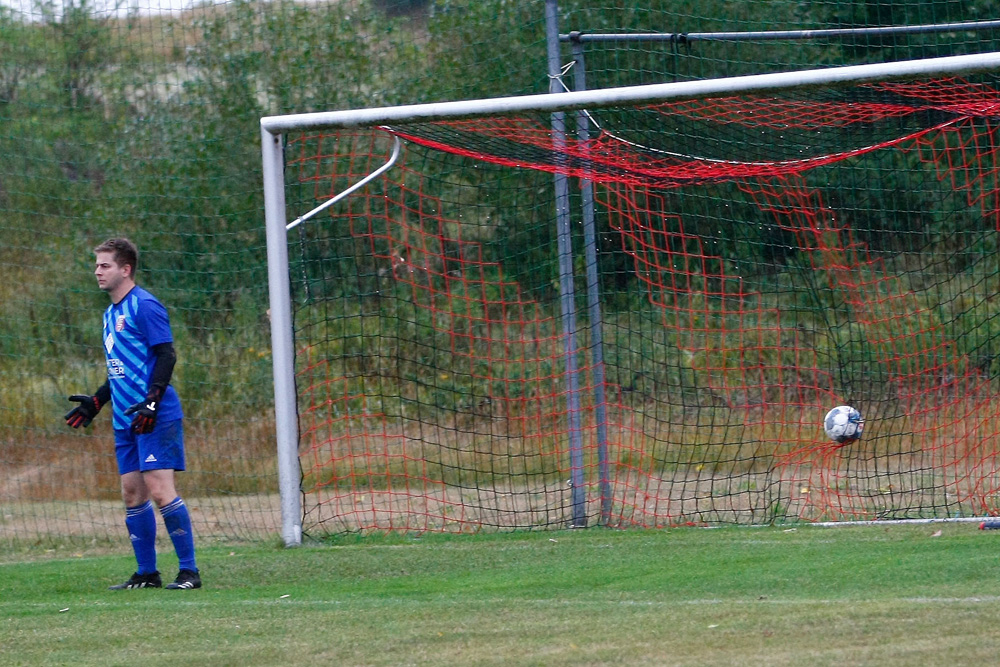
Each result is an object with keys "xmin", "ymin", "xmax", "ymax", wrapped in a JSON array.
[{"xmin": 3, "ymin": 0, "xmax": 1000, "ymax": 544}]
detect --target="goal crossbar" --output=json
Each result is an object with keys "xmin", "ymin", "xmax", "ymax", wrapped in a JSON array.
[{"xmin": 261, "ymin": 51, "xmax": 1000, "ymax": 134}]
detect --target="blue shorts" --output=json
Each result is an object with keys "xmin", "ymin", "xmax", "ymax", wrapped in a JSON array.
[{"xmin": 115, "ymin": 419, "xmax": 185, "ymax": 475}]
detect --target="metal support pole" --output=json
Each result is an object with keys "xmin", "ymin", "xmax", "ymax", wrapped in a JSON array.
[
  {"xmin": 570, "ymin": 40, "xmax": 612, "ymax": 525},
  {"xmin": 261, "ymin": 126, "xmax": 303, "ymax": 547},
  {"xmin": 559, "ymin": 19, "xmax": 1000, "ymax": 44},
  {"xmin": 546, "ymin": 0, "xmax": 587, "ymax": 528}
]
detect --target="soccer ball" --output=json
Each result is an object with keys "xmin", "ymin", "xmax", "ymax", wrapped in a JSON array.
[{"xmin": 823, "ymin": 405, "xmax": 863, "ymax": 443}]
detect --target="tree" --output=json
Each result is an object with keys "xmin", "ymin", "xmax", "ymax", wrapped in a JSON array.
[
  {"xmin": 0, "ymin": 7, "xmax": 39, "ymax": 105},
  {"xmin": 36, "ymin": 0, "xmax": 123, "ymax": 109}
]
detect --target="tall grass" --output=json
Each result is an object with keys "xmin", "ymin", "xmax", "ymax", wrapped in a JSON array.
[{"xmin": 7, "ymin": 231, "xmax": 1000, "ymax": 499}]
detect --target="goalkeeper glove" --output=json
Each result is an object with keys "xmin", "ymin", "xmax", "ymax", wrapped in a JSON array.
[
  {"xmin": 65, "ymin": 394, "xmax": 103, "ymax": 428},
  {"xmin": 125, "ymin": 389, "xmax": 162, "ymax": 435}
]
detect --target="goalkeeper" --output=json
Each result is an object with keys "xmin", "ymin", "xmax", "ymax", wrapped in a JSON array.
[{"xmin": 65, "ymin": 238, "xmax": 201, "ymax": 591}]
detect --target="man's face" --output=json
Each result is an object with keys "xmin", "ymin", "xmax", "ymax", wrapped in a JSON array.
[{"xmin": 94, "ymin": 251, "xmax": 131, "ymax": 294}]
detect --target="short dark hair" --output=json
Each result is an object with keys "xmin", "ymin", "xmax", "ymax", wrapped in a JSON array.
[{"xmin": 94, "ymin": 238, "xmax": 139, "ymax": 277}]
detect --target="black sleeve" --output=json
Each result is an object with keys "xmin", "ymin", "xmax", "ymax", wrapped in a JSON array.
[
  {"xmin": 148, "ymin": 342, "xmax": 177, "ymax": 397},
  {"xmin": 95, "ymin": 381, "xmax": 112, "ymax": 407}
]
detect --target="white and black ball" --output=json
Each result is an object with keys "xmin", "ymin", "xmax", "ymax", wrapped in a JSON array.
[{"xmin": 824, "ymin": 405, "xmax": 863, "ymax": 443}]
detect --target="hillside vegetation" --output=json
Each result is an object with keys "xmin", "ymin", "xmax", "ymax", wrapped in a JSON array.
[{"xmin": 3, "ymin": 0, "xmax": 1000, "ymax": 439}]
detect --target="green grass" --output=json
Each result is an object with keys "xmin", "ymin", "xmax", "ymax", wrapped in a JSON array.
[{"xmin": 4, "ymin": 525, "xmax": 1000, "ymax": 666}]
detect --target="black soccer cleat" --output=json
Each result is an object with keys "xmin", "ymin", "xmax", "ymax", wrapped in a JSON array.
[
  {"xmin": 165, "ymin": 568, "xmax": 202, "ymax": 590},
  {"xmin": 109, "ymin": 571, "xmax": 162, "ymax": 590}
]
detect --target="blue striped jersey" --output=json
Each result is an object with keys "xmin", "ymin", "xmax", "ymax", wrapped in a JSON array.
[{"xmin": 102, "ymin": 286, "xmax": 183, "ymax": 430}]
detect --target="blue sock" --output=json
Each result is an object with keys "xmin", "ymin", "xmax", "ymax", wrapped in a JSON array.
[
  {"xmin": 124, "ymin": 501, "xmax": 158, "ymax": 575},
  {"xmin": 160, "ymin": 497, "xmax": 197, "ymax": 572}
]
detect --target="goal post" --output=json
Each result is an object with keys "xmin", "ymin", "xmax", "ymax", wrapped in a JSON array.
[
  {"xmin": 262, "ymin": 52, "xmax": 1000, "ymax": 546},
  {"xmin": 262, "ymin": 128, "xmax": 302, "ymax": 547}
]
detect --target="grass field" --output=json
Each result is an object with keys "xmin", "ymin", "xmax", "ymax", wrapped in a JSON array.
[{"xmin": 4, "ymin": 524, "xmax": 1000, "ymax": 666}]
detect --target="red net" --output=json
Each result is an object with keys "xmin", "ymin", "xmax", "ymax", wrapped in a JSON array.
[{"xmin": 285, "ymin": 77, "xmax": 1000, "ymax": 534}]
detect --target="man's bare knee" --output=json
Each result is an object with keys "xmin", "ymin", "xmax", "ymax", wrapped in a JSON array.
[
  {"xmin": 142, "ymin": 469, "xmax": 178, "ymax": 507},
  {"xmin": 120, "ymin": 471, "xmax": 148, "ymax": 507}
]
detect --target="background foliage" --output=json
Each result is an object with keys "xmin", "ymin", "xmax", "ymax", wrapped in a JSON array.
[{"xmin": 2, "ymin": 0, "xmax": 1000, "ymax": 538}]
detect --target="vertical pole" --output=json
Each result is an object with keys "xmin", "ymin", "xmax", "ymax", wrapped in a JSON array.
[
  {"xmin": 261, "ymin": 125, "xmax": 303, "ymax": 547},
  {"xmin": 546, "ymin": 0, "xmax": 587, "ymax": 528},
  {"xmin": 571, "ymin": 40, "xmax": 612, "ymax": 525}
]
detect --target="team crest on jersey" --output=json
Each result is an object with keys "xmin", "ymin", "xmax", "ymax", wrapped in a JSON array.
[{"xmin": 115, "ymin": 315, "xmax": 127, "ymax": 332}]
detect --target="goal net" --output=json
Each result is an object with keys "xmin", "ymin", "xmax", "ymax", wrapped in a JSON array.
[{"xmin": 263, "ymin": 55, "xmax": 1000, "ymax": 539}]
